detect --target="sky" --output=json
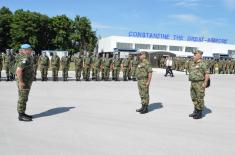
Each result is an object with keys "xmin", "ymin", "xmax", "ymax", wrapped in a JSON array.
[{"xmin": 1, "ymin": 0, "xmax": 235, "ymax": 44}]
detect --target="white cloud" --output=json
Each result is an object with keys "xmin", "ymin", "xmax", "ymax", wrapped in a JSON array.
[{"xmin": 169, "ymin": 14, "xmax": 199, "ymax": 22}]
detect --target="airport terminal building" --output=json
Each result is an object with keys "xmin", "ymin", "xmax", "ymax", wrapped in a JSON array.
[{"xmin": 98, "ymin": 32, "xmax": 235, "ymax": 59}]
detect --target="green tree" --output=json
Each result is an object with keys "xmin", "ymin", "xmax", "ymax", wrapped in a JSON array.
[{"xmin": 0, "ymin": 7, "xmax": 13, "ymax": 52}]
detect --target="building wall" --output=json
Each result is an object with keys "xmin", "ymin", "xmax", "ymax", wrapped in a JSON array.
[{"xmin": 98, "ymin": 36, "xmax": 235, "ymax": 57}]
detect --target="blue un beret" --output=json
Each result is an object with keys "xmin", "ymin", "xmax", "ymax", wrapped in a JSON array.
[{"xmin": 21, "ymin": 44, "xmax": 32, "ymax": 49}]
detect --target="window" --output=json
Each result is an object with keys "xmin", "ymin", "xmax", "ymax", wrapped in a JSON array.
[
  {"xmin": 116, "ymin": 42, "xmax": 133, "ymax": 49},
  {"xmin": 185, "ymin": 47, "xmax": 197, "ymax": 53},
  {"xmin": 153, "ymin": 45, "xmax": 167, "ymax": 50},
  {"xmin": 135, "ymin": 44, "xmax": 150, "ymax": 50},
  {"xmin": 169, "ymin": 46, "xmax": 183, "ymax": 51}
]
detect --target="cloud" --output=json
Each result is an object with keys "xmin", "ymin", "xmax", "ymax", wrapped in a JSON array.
[
  {"xmin": 169, "ymin": 14, "xmax": 199, "ymax": 23},
  {"xmin": 174, "ymin": 0, "xmax": 199, "ymax": 7},
  {"xmin": 92, "ymin": 22, "xmax": 129, "ymax": 30},
  {"xmin": 223, "ymin": 0, "xmax": 235, "ymax": 10}
]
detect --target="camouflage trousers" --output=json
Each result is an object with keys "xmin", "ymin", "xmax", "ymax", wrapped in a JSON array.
[
  {"xmin": 138, "ymin": 79, "xmax": 150, "ymax": 105},
  {"xmin": 123, "ymin": 67, "xmax": 128, "ymax": 80},
  {"xmin": 83, "ymin": 67, "xmax": 90, "ymax": 80},
  {"xmin": 75, "ymin": 67, "xmax": 82, "ymax": 80},
  {"xmin": 131, "ymin": 67, "xmax": 137, "ymax": 79},
  {"xmin": 190, "ymin": 81, "xmax": 205, "ymax": 110},
  {"xmin": 103, "ymin": 67, "xmax": 110, "ymax": 80},
  {"xmin": 93, "ymin": 67, "xmax": 100, "ymax": 80},
  {"xmin": 52, "ymin": 66, "xmax": 59, "ymax": 79},
  {"xmin": 17, "ymin": 89, "xmax": 30, "ymax": 113},
  {"xmin": 5, "ymin": 64, "xmax": 10, "ymax": 77},
  {"xmin": 62, "ymin": 68, "xmax": 69, "ymax": 79},
  {"xmin": 112, "ymin": 67, "xmax": 120, "ymax": 80},
  {"xmin": 40, "ymin": 66, "xmax": 48, "ymax": 78}
]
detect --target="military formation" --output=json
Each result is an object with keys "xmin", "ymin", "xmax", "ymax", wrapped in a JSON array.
[
  {"xmin": 0, "ymin": 50, "xmax": 141, "ymax": 82},
  {"xmin": 158, "ymin": 57, "xmax": 235, "ymax": 75}
]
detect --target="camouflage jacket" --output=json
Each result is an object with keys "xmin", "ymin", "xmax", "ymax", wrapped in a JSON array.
[
  {"xmin": 51, "ymin": 55, "xmax": 60, "ymax": 68},
  {"xmin": 39, "ymin": 55, "xmax": 49, "ymax": 66},
  {"xmin": 189, "ymin": 59, "xmax": 208, "ymax": 81},
  {"xmin": 16, "ymin": 54, "xmax": 34, "ymax": 89},
  {"xmin": 73, "ymin": 57, "xmax": 83, "ymax": 68},
  {"xmin": 136, "ymin": 59, "xmax": 152, "ymax": 80}
]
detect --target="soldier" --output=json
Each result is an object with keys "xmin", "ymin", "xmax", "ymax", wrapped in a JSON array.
[
  {"xmin": 100, "ymin": 53, "xmax": 105, "ymax": 80},
  {"xmin": 61, "ymin": 53, "xmax": 70, "ymax": 81},
  {"xmin": 73, "ymin": 53, "xmax": 83, "ymax": 81},
  {"xmin": 39, "ymin": 52, "xmax": 49, "ymax": 81},
  {"xmin": 103, "ymin": 53, "xmax": 112, "ymax": 81},
  {"xmin": 91, "ymin": 53, "xmax": 96, "ymax": 80},
  {"xmin": 131, "ymin": 55, "xmax": 139, "ymax": 81},
  {"xmin": 127, "ymin": 56, "xmax": 132, "ymax": 80},
  {"xmin": 9, "ymin": 49, "xmax": 16, "ymax": 80},
  {"xmin": 15, "ymin": 44, "xmax": 34, "ymax": 121},
  {"xmin": 92, "ymin": 53, "xmax": 102, "ymax": 81},
  {"xmin": 3, "ymin": 49, "xmax": 13, "ymax": 81},
  {"xmin": 32, "ymin": 51, "xmax": 39, "ymax": 80},
  {"xmin": 188, "ymin": 50, "xmax": 210, "ymax": 119},
  {"xmin": 51, "ymin": 52, "xmax": 60, "ymax": 81},
  {"xmin": 82, "ymin": 52, "xmax": 92, "ymax": 81},
  {"xmin": 136, "ymin": 51, "xmax": 152, "ymax": 114},
  {"xmin": 112, "ymin": 54, "xmax": 122, "ymax": 81},
  {"xmin": 0, "ymin": 52, "xmax": 2, "ymax": 81},
  {"xmin": 122, "ymin": 57, "xmax": 130, "ymax": 81}
]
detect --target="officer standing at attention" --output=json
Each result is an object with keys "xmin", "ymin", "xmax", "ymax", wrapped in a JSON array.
[
  {"xmin": 39, "ymin": 52, "xmax": 49, "ymax": 81},
  {"xmin": 188, "ymin": 50, "xmax": 209, "ymax": 119},
  {"xmin": 16, "ymin": 44, "xmax": 34, "ymax": 121},
  {"xmin": 136, "ymin": 51, "xmax": 152, "ymax": 114}
]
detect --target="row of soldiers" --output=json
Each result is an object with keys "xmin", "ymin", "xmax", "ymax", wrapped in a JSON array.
[
  {"xmin": 0, "ymin": 50, "xmax": 140, "ymax": 81},
  {"xmin": 159, "ymin": 57, "xmax": 235, "ymax": 74}
]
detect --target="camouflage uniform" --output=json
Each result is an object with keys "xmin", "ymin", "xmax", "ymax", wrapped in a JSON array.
[
  {"xmin": 112, "ymin": 57, "xmax": 122, "ymax": 81},
  {"xmin": 188, "ymin": 59, "xmax": 208, "ymax": 111},
  {"xmin": 136, "ymin": 59, "xmax": 152, "ymax": 106},
  {"xmin": 32, "ymin": 54, "xmax": 39, "ymax": 80},
  {"xmin": 122, "ymin": 58, "xmax": 130, "ymax": 81},
  {"xmin": 3, "ymin": 51, "xmax": 14, "ymax": 81},
  {"xmin": 73, "ymin": 56, "xmax": 83, "ymax": 81},
  {"xmin": 131, "ymin": 58, "xmax": 139, "ymax": 80},
  {"xmin": 83, "ymin": 56, "xmax": 92, "ymax": 81},
  {"xmin": 61, "ymin": 56, "xmax": 70, "ymax": 81},
  {"xmin": 103, "ymin": 57, "xmax": 112, "ymax": 81},
  {"xmin": 51, "ymin": 54, "xmax": 60, "ymax": 81},
  {"xmin": 16, "ymin": 54, "xmax": 34, "ymax": 114},
  {"xmin": 39, "ymin": 54, "xmax": 49, "ymax": 81},
  {"xmin": 92, "ymin": 56, "xmax": 102, "ymax": 81}
]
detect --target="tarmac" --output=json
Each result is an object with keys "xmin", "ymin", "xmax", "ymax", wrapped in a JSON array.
[{"xmin": 0, "ymin": 69, "xmax": 235, "ymax": 155}]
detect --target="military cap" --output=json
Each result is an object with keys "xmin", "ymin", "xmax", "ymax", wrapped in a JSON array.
[
  {"xmin": 21, "ymin": 44, "xmax": 32, "ymax": 49},
  {"xmin": 193, "ymin": 50, "xmax": 203, "ymax": 55},
  {"xmin": 139, "ymin": 51, "xmax": 147, "ymax": 55}
]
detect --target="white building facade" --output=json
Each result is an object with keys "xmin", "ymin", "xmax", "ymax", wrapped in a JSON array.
[{"xmin": 98, "ymin": 35, "xmax": 235, "ymax": 58}]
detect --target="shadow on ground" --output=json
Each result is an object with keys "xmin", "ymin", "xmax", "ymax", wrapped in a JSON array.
[
  {"xmin": 33, "ymin": 107, "xmax": 75, "ymax": 119},
  {"xmin": 148, "ymin": 102, "xmax": 163, "ymax": 112},
  {"xmin": 202, "ymin": 106, "xmax": 212, "ymax": 117}
]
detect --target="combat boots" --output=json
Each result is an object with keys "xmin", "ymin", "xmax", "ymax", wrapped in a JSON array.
[
  {"xmin": 189, "ymin": 108, "xmax": 197, "ymax": 117},
  {"xmin": 18, "ymin": 113, "xmax": 32, "ymax": 122},
  {"xmin": 136, "ymin": 104, "xmax": 144, "ymax": 112},
  {"xmin": 140, "ymin": 105, "xmax": 148, "ymax": 114},
  {"xmin": 193, "ymin": 109, "xmax": 202, "ymax": 119}
]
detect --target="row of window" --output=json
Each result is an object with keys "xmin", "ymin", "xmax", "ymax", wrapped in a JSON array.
[{"xmin": 116, "ymin": 42, "xmax": 197, "ymax": 52}]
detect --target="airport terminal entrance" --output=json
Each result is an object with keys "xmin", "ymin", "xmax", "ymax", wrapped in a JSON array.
[{"xmin": 148, "ymin": 52, "xmax": 176, "ymax": 68}]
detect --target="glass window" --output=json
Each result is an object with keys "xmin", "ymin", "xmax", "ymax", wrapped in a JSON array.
[
  {"xmin": 135, "ymin": 44, "xmax": 150, "ymax": 50},
  {"xmin": 116, "ymin": 42, "xmax": 133, "ymax": 49},
  {"xmin": 185, "ymin": 47, "xmax": 197, "ymax": 53},
  {"xmin": 153, "ymin": 45, "xmax": 167, "ymax": 50},
  {"xmin": 169, "ymin": 46, "xmax": 183, "ymax": 51}
]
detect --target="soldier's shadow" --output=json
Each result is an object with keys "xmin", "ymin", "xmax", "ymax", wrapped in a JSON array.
[
  {"xmin": 202, "ymin": 106, "xmax": 212, "ymax": 117},
  {"xmin": 148, "ymin": 102, "xmax": 163, "ymax": 112},
  {"xmin": 32, "ymin": 107, "xmax": 75, "ymax": 119}
]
